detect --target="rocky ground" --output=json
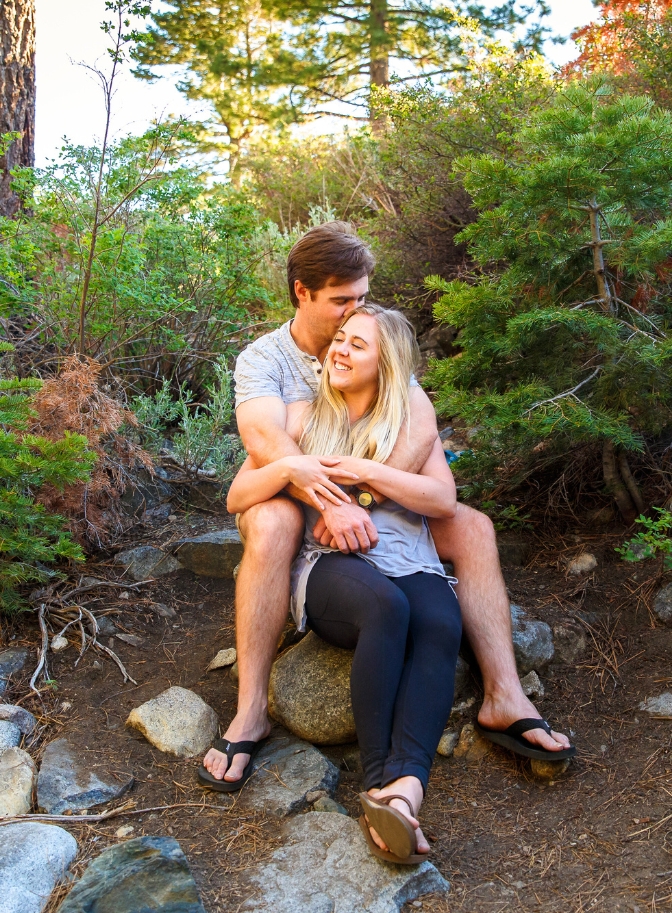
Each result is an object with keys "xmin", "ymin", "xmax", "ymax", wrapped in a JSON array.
[{"xmin": 0, "ymin": 502, "xmax": 671, "ymax": 913}]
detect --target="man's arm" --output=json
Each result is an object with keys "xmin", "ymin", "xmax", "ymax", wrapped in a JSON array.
[{"xmin": 236, "ymin": 396, "xmax": 379, "ymax": 552}]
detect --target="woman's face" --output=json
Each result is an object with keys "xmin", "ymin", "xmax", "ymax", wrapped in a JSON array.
[{"xmin": 326, "ymin": 313, "xmax": 380, "ymax": 395}]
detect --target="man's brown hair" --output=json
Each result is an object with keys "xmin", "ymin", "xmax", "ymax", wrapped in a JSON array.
[{"xmin": 287, "ymin": 221, "xmax": 375, "ymax": 307}]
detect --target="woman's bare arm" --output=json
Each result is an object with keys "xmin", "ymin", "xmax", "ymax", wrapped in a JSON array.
[{"xmin": 336, "ymin": 438, "xmax": 456, "ymax": 519}]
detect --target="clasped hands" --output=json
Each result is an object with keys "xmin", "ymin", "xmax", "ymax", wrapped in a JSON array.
[{"xmin": 281, "ymin": 454, "xmax": 379, "ymax": 554}]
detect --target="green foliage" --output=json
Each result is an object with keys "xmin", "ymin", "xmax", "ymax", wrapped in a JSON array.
[
  {"xmin": 424, "ymin": 82, "xmax": 672, "ymax": 504},
  {"xmin": 616, "ymin": 508, "xmax": 672, "ymax": 567},
  {"xmin": 0, "ymin": 365, "xmax": 95, "ymax": 614},
  {"xmin": 0, "ymin": 131, "xmax": 273, "ymax": 393},
  {"xmin": 132, "ymin": 357, "xmax": 244, "ymax": 483},
  {"xmin": 480, "ymin": 500, "xmax": 533, "ymax": 531}
]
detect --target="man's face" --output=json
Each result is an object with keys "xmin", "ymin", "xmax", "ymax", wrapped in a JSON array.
[{"xmin": 295, "ymin": 275, "xmax": 369, "ymax": 338}]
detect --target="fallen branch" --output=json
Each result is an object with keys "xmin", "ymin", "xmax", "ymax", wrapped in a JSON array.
[
  {"xmin": 0, "ymin": 800, "xmax": 220, "ymax": 827},
  {"xmin": 29, "ymin": 604, "xmax": 49, "ymax": 695}
]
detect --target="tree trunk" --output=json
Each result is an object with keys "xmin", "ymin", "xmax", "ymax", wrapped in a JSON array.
[
  {"xmin": 369, "ymin": 0, "xmax": 389, "ymax": 129},
  {"xmin": 0, "ymin": 0, "xmax": 35, "ymax": 218},
  {"xmin": 586, "ymin": 198, "xmax": 615, "ymax": 314},
  {"xmin": 618, "ymin": 450, "xmax": 646, "ymax": 516},
  {"xmin": 603, "ymin": 439, "xmax": 636, "ymax": 524}
]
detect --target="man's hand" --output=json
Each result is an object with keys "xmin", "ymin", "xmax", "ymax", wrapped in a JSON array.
[
  {"xmin": 283, "ymin": 456, "xmax": 359, "ymax": 511},
  {"xmin": 313, "ymin": 501, "xmax": 379, "ymax": 554}
]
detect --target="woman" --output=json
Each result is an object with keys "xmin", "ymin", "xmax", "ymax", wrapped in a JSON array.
[{"xmin": 224, "ymin": 304, "xmax": 461, "ymax": 865}]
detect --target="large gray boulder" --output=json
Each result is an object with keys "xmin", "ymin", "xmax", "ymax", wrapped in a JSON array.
[
  {"xmin": 240, "ymin": 811, "xmax": 449, "ymax": 913},
  {"xmin": 0, "ymin": 822, "xmax": 77, "ymax": 913},
  {"xmin": 37, "ymin": 738, "xmax": 133, "ymax": 814},
  {"xmin": 0, "ymin": 747, "xmax": 36, "ymax": 816},
  {"xmin": 114, "ymin": 545, "xmax": 182, "ymax": 582},
  {"xmin": 126, "ymin": 686, "xmax": 218, "ymax": 758},
  {"xmin": 57, "ymin": 836, "xmax": 206, "ymax": 913},
  {"xmin": 510, "ymin": 605, "xmax": 554, "ymax": 673},
  {"xmin": 654, "ymin": 583, "xmax": 672, "ymax": 624},
  {"xmin": 237, "ymin": 735, "xmax": 339, "ymax": 818},
  {"xmin": 0, "ymin": 704, "xmax": 37, "ymax": 736},
  {"xmin": 173, "ymin": 529, "xmax": 243, "ymax": 578},
  {"xmin": 0, "ymin": 720, "xmax": 20, "ymax": 753},
  {"xmin": 269, "ymin": 632, "xmax": 355, "ymax": 744},
  {"xmin": 0, "ymin": 648, "xmax": 29, "ymax": 696}
]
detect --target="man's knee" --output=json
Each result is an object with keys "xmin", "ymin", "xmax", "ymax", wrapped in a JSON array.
[
  {"xmin": 239, "ymin": 497, "xmax": 304, "ymax": 553},
  {"xmin": 437, "ymin": 503, "xmax": 497, "ymax": 558}
]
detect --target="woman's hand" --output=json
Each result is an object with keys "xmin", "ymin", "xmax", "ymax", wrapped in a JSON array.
[{"xmin": 281, "ymin": 456, "xmax": 360, "ymax": 511}]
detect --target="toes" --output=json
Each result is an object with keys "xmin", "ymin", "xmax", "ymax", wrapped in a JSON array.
[
  {"xmin": 415, "ymin": 826, "xmax": 430, "ymax": 854},
  {"xmin": 204, "ymin": 749, "xmax": 228, "ymax": 780},
  {"xmin": 224, "ymin": 755, "xmax": 250, "ymax": 782}
]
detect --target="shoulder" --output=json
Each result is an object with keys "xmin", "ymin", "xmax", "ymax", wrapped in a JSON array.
[{"xmin": 237, "ymin": 323, "xmax": 289, "ymax": 363}]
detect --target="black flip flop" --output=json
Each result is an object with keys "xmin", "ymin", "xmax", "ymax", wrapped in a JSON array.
[
  {"xmin": 475, "ymin": 718, "xmax": 576, "ymax": 761},
  {"xmin": 197, "ymin": 737, "xmax": 269, "ymax": 792}
]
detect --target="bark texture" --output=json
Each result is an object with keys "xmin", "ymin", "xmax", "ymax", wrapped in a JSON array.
[{"xmin": 0, "ymin": 0, "xmax": 36, "ymax": 218}]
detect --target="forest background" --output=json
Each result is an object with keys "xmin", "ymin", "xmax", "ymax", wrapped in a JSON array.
[{"xmin": 1, "ymin": 0, "xmax": 672, "ymax": 611}]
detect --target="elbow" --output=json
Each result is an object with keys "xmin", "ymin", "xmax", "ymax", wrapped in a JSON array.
[{"xmin": 226, "ymin": 489, "xmax": 243, "ymax": 515}]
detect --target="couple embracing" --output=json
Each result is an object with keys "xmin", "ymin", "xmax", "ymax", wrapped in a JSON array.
[{"xmin": 198, "ymin": 222, "xmax": 575, "ymax": 865}]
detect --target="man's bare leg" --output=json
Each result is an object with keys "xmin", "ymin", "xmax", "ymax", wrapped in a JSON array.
[
  {"xmin": 429, "ymin": 504, "xmax": 571, "ymax": 752},
  {"xmin": 203, "ymin": 497, "xmax": 304, "ymax": 782}
]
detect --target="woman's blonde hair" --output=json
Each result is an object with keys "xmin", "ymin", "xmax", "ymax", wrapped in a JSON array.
[{"xmin": 300, "ymin": 303, "xmax": 419, "ymax": 463}]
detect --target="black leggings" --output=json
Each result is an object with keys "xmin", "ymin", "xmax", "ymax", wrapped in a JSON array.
[{"xmin": 304, "ymin": 551, "xmax": 462, "ymax": 792}]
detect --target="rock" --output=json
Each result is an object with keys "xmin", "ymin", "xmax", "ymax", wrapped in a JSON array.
[
  {"xmin": 0, "ymin": 822, "xmax": 77, "ymax": 913},
  {"xmin": 37, "ymin": 738, "xmax": 133, "ymax": 814},
  {"xmin": 438, "ymin": 426, "xmax": 454, "ymax": 442},
  {"xmin": 313, "ymin": 796, "xmax": 348, "ymax": 814},
  {"xmin": 114, "ymin": 545, "xmax": 182, "ymax": 582},
  {"xmin": 173, "ymin": 529, "xmax": 243, "ymax": 578},
  {"xmin": 0, "ymin": 720, "xmax": 21, "ymax": 752},
  {"xmin": 115, "ymin": 633, "xmax": 144, "ymax": 648},
  {"xmin": 57, "ymin": 836, "xmax": 206, "ymax": 913},
  {"xmin": 0, "ymin": 648, "xmax": 29, "ymax": 696},
  {"xmin": 519, "ymin": 671, "xmax": 544, "ymax": 700},
  {"xmin": 653, "ymin": 583, "xmax": 672, "ymax": 624},
  {"xmin": 237, "ymin": 735, "xmax": 339, "ymax": 818},
  {"xmin": 240, "ymin": 811, "xmax": 449, "ymax": 913},
  {"xmin": 230, "ymin": 661, "xmax": 239, "ymax": 683},
  {"xmin": 453, "ymin": 723, "xmax": 492, "ymax": 764},
  {"xmin": 510, "ymin": 605, "xmax": 554, "ymax": 674},
  {"xmin": 552, "ymin": 622, "xmax": 587, "ymax": 664},
  {"xmin": 268, "ymin": 632, "xmax": 355, "ymax": 744},
  {"xmin": 126, "ymin": 686, "xmax": 218, "ymax": 758},
  {"xmin": 115, "ymin": 825, "xmax": 135, "ymax": 838},
  {"xmin": 454, "ymin": 654, "xmax": 470, "ymax": 698},
  {"xmin": 51, "ymin": 635, "xmax": 69, "ymax": 653},
  {"xmin": 306, "ymin": 790, "xmax": 328, "ymax": 803},
  {"xmin": 530, "ymin": 757, "xmax": 571, "ymax": 780},
  {"xmin": 119, "ymin": 467, "xmax": 173, "ymax": 519},
  {"xmin": 0, "ymin": 704, "xmax": 36, "ymax": 736},
  {"xmin": 436, "ymin": 730, "xmax": 459, "ymax": 758},
  {"xmin": 497, "ymin": 535, "xmax": 531, "ymax": 567},
  {"xmin": 566, "ymin": 553, "xmax": 597, "ymax": 576},
  {"xmin": 206, "ymin": 647, "xmax": 237, "ymax": 671},
  {"xmin": 96, "ymin": 616, "xmax": 118, "ymax": 637},
  {"xmin": 639, "ymin": 692, "xmax": 672, "ymax": 719},
  {"xmin": 0, "ymin": 747, "xmax": 36, "ymax": 816},
  {"xmin": 151, "ymin": 602, "xmax": 177, "ymax": 619}
]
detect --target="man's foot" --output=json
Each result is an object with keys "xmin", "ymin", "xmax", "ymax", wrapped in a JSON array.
[
  {"xmin": 478, "ymin": 688, "xmax": 571, "ymax": 753},
  {"xmin": 365, "ymin": 777, "xmax": 429, "ymax": 854},
  {"xmin": 202, "ymin": 713, "xmax": 271, "ymax": 782}
]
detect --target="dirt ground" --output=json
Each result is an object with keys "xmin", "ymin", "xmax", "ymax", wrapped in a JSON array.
[{"xmin": 2, "ymin": 515, "xmax": 672, "ymax": 913}]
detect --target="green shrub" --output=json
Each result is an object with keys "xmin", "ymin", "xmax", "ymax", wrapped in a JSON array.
[
  {"xmin": 617, "ymin": 508, "xmax": 672, "ymax": 567},
  {"xmin": 424, "ymin": 82, "xmax": 672, "ymax": 520},
  {"xmin": 0, "ymin": 130, "xmax": 275, "ymax": 394},
  {"xmin": 0, "ymin": 347, "xmax": 95, "ymax": 613}
]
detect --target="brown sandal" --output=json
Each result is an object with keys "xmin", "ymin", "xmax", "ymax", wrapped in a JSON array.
[{"xmin": 358, "ymin": 792, "xmax": 427, "ymax": 865}]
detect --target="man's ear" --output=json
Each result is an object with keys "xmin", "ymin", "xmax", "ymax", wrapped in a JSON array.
[{"xmin": 294, "ymin": 279, "xmax": 310, "ymax": 308}]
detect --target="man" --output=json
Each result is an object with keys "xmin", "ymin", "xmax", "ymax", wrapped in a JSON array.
[{"xmin": 201, "ymin": 221, "xmax": 572, "ymax": 788}]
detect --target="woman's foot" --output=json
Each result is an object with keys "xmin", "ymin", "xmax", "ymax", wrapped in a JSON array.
[{"xmin": 366, "ymin": 776, "xmax": 429, "ymax": 854}]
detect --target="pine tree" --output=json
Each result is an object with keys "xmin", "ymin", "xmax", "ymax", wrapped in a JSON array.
[
  {"xmin": 132, "ymin": 0, "xmax": 549, "ymax": 168},
  {"xmin": 0, "ymin": 347, "xmax": 95, "ymax": 612},
  {"xmin": 425, "ymin": 82, "xmax": 672, "ymax": 521}
]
